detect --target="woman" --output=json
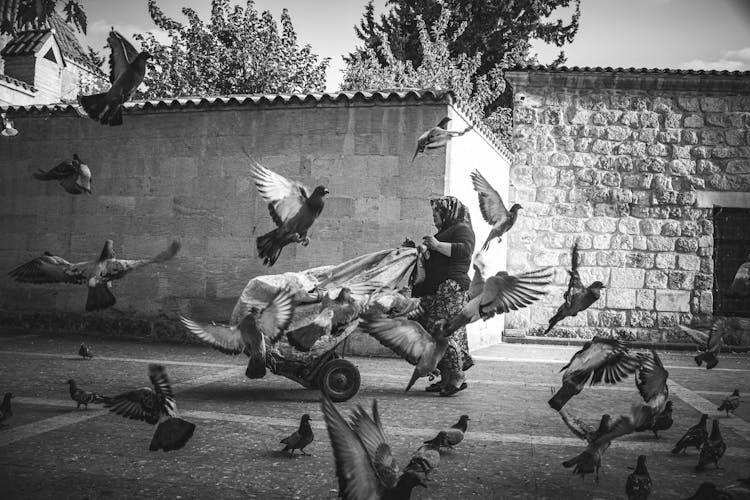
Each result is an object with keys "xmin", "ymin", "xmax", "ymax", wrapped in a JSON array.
[{"xmin": 412, "ymin": 196, "xmax": 476, "ymax": 396}]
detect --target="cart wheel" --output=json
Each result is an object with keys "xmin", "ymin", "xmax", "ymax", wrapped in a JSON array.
[{"xmin": 319, "ymin": 358, "xmax": 361, "ymax": 402}]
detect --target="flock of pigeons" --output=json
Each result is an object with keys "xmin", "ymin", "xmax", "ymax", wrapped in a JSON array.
[{"xmin": 2, "ymin": 27, "xmax": 749, "ymax": 500}]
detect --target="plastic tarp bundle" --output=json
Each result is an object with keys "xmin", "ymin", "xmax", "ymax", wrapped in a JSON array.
[{"xmin": 231, "ymin": 246, "xmax": 417, "ymax": 370}]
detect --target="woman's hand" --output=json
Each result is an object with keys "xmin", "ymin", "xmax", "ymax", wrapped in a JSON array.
[{"xmin": 422, "ymin": 235, "xmax": 440, "ymax": 251}]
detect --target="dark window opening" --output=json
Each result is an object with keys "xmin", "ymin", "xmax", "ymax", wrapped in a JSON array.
[
  {"xmin": 43, "ymin": 48, "xmax": 58, "ymax": 64},
  {"xmin": 713, "ymin": 206, "xmax": 750, "ymax": 317}
]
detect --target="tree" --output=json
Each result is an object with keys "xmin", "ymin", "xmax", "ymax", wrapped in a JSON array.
[
  {"xmin": 0, "ymin": 0, "xmax": 86, "ymax": 35},
  {"xmin": 132, "ymin": 0, "xmax": 329, "ymax": 99},
  {"xmin": 342, "ymin": 5, "xmax": 512, "ymax": 147}
]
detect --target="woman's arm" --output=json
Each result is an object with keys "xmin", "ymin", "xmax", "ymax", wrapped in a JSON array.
[{"xmin": 423, "ymin": 225, "xmax": 475, "ymax": 258}]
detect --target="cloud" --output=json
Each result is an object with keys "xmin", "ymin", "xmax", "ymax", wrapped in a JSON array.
[{"xmin": 679, "ymin": 47, "xmax": 750, "ymax": 71}]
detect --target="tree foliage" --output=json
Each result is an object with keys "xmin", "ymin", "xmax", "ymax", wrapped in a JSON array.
[
  {"xmin": 0, "ymin": 0, "xmax": 86, "ymax": 35},
  {"xmin": 132, "ymin": 0, "xmax": 329, "ymax": 99}
]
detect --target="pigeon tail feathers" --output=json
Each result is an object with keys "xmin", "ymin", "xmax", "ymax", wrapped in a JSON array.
[{"xmin": 149, "ymin": 417, "xmax": 196, "ymax": 452}]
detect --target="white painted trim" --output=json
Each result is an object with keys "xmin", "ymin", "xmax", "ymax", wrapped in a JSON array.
[{"xmin": 696, "ymin": 191, "xmax": 750, "ymax": 209}]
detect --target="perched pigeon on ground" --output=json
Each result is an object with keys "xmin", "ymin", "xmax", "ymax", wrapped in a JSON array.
[
  {"xmin": 66, "ymin": 379, "xmax": 107, "ymax": 409},
  {"xmin": 8, "ymin": 240, "xmax": 181, "ymax": 312},
  {"xmin": 696, "ymin": 419, "xmax": 727, "ymax": 471},
  {"xmin": 548, "ymin": 337, "xmax": 642, "ymax": 411},
  {"xmin": 728, "ymin": 253, "xmax": 750, "ymax": 297},
  {"xmin": 0, "ymin": 392, "xmax": 13, "ymax": 425},
  {"xmin": 78, "ymin": 30, "xmax": 150, "ymax": 126},
  {"xmin": 544, "ymin": 241, "xmax": 605, "ymax": 335},
  {"xmin": 405, "ymin": 431, "xmax": 444, "ymax": 480},
  {"xmin": 470, "ymin": 169, "xmax": 522, "ymax": 250},
  {"xmin": 33, "ymin": 154, "xmax": 92, "ymax": 194},
  {"xmin": 412, "ymin": 117, "xmax": 472, "ymax": 161},
  {"xmin": 640, "ymin": 400, "xmax": 673, "ymax": 438},
  {"xmin": 360, "ymin": 314, "xmax": 449, "ymax": 392},
  {"xmin": 672, "ymin": 413, "xmax": 709, "ymax": 455},
  {"xmin": 250, "ymin": 160, "xmax": 328, "ymax": 266},
  {"xmin": 718, "ymin": 389, "xmax": 741, "ymax": 417},
  {"xmin": 280, "ymin": 414, "xmax": 314, "ymax": 456},
  {"xmin": 180, "ymin": 289, "xmax": 294, "ymax": 379},
  {"xmin": 78, "ymin": 343, "xmax": 93, "ymax": 360},
  {"xmin": 104, "ymin": 364, "xmax": 195, "ymax": 452},
  {"xmin": 679, "ymin": 320, "xmax": 727, "ymax": 369},
  {"xmin": 626, "ymin": 455, "xmax": 652, "ymax": 500},
  {"xmin": 321, "ymin": 397, "xmax": 427, "ymax": 500},
  {"xmin": 426, "ymin": 415, "xmax": 469, "ymax": 450}
]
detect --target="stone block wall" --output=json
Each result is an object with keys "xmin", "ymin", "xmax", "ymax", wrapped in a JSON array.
[{"xmin": 504, "ymin": 69, "xmax": 750, "ymax": 343}]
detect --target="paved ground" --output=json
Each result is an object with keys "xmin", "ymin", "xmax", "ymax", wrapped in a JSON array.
[{"xmin": 0, "ymin": 331, "xmax": 748, "ymax": 499}]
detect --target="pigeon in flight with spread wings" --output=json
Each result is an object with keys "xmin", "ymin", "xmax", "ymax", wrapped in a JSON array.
[
  {"xmin": 544, "ymin": 241, "xmax": 605, "ymax": 335},
  {"xmin": 8, "ymin": 240, "xmax": 181, "ymax": 312},
  {"xmin": 179, "ymin": 289, "xmax": 294, "ymax": 379},
  {"xmin": 470, "ymin": 170, "xmax": 522, "ymax": 251},
  {"xmin": 412, "ymin": 117, "xmax": 472, "ymax": 162},
  {"xmin": 104, "ymin": 364, "xmax": 195, "ymax": 452},
  {"xmin": 33, "ymin": 154, "xmax": 92, "ymax": 194},
  {"xmin": 679, "ymin": 319, "xmax": 728, "ymax": 369},
  {"xmin": 250, "ymin": 160, "xmax": 328, "ymax": 266},
  {"xmin": 78, "ymin": 30, "xmax": 151, "ymax": 126},
  {"xmin": 321, "ymin": 397, "xmax": 427, "ymax": 500}
]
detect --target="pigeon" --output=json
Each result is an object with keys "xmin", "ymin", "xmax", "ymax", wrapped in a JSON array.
[
  {"xmin": 250, "ymin": 159, "xmax": 328, "ymax": 266},
  {"xmin": 8, "ymin": 240, "xmax": 181, "ymax": 312},
  {"xmin": 359, "ymin": 314, "xmax": 450, "ymax": 393},
  {"xmin": 78, "ymin": 30, "xmax": 151, "ymax": 126},
  {"xmin": 412, "ymin": 117, "xmax": 472, "ymax": 161},
  {"xmin": 558, "ymin": 410, "xmax": 612, "ymax": 446},
  {"xmin": 640, "ymin": 400, "xmax": 673, "ymax": 438},
  {"xmin": 696, "ymin": 419, "xmax": 727, "ymax": 471},
  {"xmin": 363, "ymin": 289, "xmax": 422, "ymax": 319},
  {"xmin": 718, "ymin": 389, "xmax": 741, "ymax": 417},
  {"xmin": 626, "ymin": 455, "xmax": 652, "ymax": 500},
  {"xmin": 425, "ymin": 415, "xmax": 469, "ymax": 450},
  {"xmin": 470, "ymin": 169, "xmax": 522, "ymax": 250},
  {"xmin": 728, "ymin": 252, "xmax": 750, "ymax": 297},
  {"xmin": 180, "ymin": 288, "xmax": 294, "ymax": 379},
  {"xmin": 104, "ymin": 364, "xmax": 195, "ymax": 452},
  {"xmin": 321, "ymin": 397, "xmax": 427, "ymax": 500},
  {"xmin": 679, "ymin": 320, "xmax": 727, "ymax": 369},
  {"xmin": 672, "ymin": 413, "xmax": 709, "ymax": 455},
  {"xmin": 405, "ymin": 431, "xmax": 444, "ymax": 480},
  {"xmin": 33, "ymin": 154, "xmax": 92, "ymax": 194},
  {"xmin": 78, "ymin": 343, "xmax": 93, "ymax": 360},
  {"xmin": 66, "ymin": 379, "xmax": 107, "ymax": 409},
  {"xmin": 280, "ymin": 414, "xmax": 314, "ymax": 456},
  {"xmin": 287, "ymin": 287, "xmax": 363, "ymax": 351},
  {"xmin": 0, "ymin": 392, "xmax": 13, "ymax": 425},
  {"xmin": 548, "ymin": 337, "xmax": 642, "ymax": 411},
  {"xmin": 544, "ymin": 241, "xmax": 605, "ymax": 335},
  {"xmin": 560, "ymin": 414, "xmax": 614, "ymax": 484}
]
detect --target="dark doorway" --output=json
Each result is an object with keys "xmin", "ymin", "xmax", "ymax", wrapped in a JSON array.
[{"xmin": 713, "ymin": 206, "xmax": 750, "ymax": 317}]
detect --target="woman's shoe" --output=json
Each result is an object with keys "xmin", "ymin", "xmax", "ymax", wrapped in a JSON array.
[
  {"xmin": 439, "ymin": 382, "xmax": 467, "ymax": 397},
  {"xmin": 425, "ymin": 382, "xmax": 443, "ymax": 392}
]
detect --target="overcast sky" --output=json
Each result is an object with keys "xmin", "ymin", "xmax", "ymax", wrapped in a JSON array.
[{"xmin": 80, "ymin": 0, "xmax": 750, "ymax": 91}]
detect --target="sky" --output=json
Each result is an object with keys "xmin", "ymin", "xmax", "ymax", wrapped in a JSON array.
[{"xmin": 79, "ymin": 0, "xmax": 750, "ymax": 92}]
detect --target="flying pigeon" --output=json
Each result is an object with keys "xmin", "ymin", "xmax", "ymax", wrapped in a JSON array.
[
  {"xmin": 179, "ymin": 288, "xmax": 294, "ymax": 379},
  {"xmin": 544, "ymin": 241, "xmax": 605, "ymax": 335},
  {"xmin": 678, "ymin": 320, "xmax": 727, "ymax": 369},
  {"xmin": 104, "ymin": 364, "xmax": 195, "ymax": 452},
  {"xmin": 548, "ymin": 337, "xmax": 642, "ymax": 411},
  {"xmin": 280, "ymin": 414, "xmax": 314, "ymax": 456},
  {"xmin": 78, "ymin": 343, "xmax": 93, "ymax": 360},
  {"xmin": 405, "ymin": 431, "xmax": 444, "ymax": 480},
  {"xmin": 672, "ymin": 413, "xmax": 709, "ymax": 455},
  {"xmin": 78, "ymin": 30, "xmax": 151, "ymax": 126},
  {"xmin": 696, "ymin": 419, "xmax": 726, "ymax": 471},
  {"xmin": 363, "ymin": 289, "xmax": 422, "ymax": 319},
  {"xmin": 558, "ymin": 410, "xmax": 612, "ymax": 446},
  {"xmin": 0, "ymin": 392, "xmax": 13, "ymax": 425},
  {"xmin": 250, "ymin": 160, "xmax": 328, "ymax": 266},
  {"xmin": 718, "ymin": 389, "xmax": 740, "ymax": 417},
  {"xmin": 638, "ymin": 400, "xmax": 673, "ymax": 438},
  {"xmin": 425, "ymin": 415, "xmax": 469, "ymax": 450},
  {"xmin": 33, "ymin": 154, "xmax": 92, "ymax": 194},
  {"xmin": 412, "ymin": 117, "xmax": 472, "ymax": 161},
  {"xmin": 8, "ymin": 240, "xmax": 181, "ymax": 312},
  {"xmin": 470, "ymin": 169, "xmax": 522, "ymax": 250},
  {"xmin": 360, "ymin": 314, "xmax": 449, "ymax": 392},
  {"xmin": 728, "ymin": 252, "xmax": 750, "ymax": 297},
  {"xmin": 287, "ymin": 287, "xmax": 363, "ymax": 351},
  {"xmin": 626, "ymin": 455, "xmax": 652, "ymax": 500},
  {"xmin": 66, "ymin": 379, "xmax": 107, "ymax": 409},
  {"xmin": 321, "ymin": 397, "xmax": 427, "ymax": 500}
]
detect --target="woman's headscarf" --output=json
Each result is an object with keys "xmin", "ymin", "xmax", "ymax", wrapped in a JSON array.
[{"xmin": 430, "ymin": 196, "xmax": 471, "ymax": 231}]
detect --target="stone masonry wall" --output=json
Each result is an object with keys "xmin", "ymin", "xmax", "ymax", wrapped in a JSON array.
[{"xmin": 504, "ymin": 69, "xmax": 750, "ymax": 344}]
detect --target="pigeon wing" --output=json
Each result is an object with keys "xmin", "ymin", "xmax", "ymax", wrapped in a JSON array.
[
  {"xmin": 467, "ymin": 263, "xmax": 485, "ymax": 300},
  {"xmin": 99, "ymin": 241, "xmax": 181, "ymax": 281},
  {"xmin": 250, "ymin": 161, "xmax": 308, "ymax": 227},
  {"xmin": 564, "ymin": 243, "xmax": 585, "ymax": 305},
  {"xmin": 470, "ymin": 170, "xmax": 509, "ymax": 226},
  {"xmin": 478, "ymin": 268, "xmax": 552, "ymax": 317},
  {"xmin": 678, "ymin": 325, "xmax": 709, "ymax": 349},
  {"xmin": 321, "ymin": 397, "xmax": 383, "ymax": 500},
  {"xmin": 33, "ymin": 159, "xmax": 76, "ymax": 180},
  {"xmin": 179, "ymin": 316, "xmax": 245, "ymax": 354},
  {"xmin": 107, "ymin": 30, "xmax": 138, "ymax": 84},
  {"xmin": 104, "ymin": 387, "xmax": 160, "ymax": 424},
  {"xmin": 561, "ymin": 338, "xmax": 641, "ymax": 386},
  {"xmin": 706, "ymin": 320, "xmax": 725, "ymax": 354},
  {"xmin": 636, "ymin": 351, "xmax": 669, "ymax": 404},
  {"xmin": 257, "ymin": 289, "xmax": 295, "ymax": 343},
  {"xmin": 149, "ymin": 364, "xmax": 176, "ymax": 417},
  {"xmin": 8, "ymin": 253, "xmax": 89, "ymax": 284},
  {"xmin": 360, "ymin": 316, "xmax": 434, "ymax": 366},
  {"xmin": 350, "ymin": 400, "xmax": 399, "ymax": 489}
]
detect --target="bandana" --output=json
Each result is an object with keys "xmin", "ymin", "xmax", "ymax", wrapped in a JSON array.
[{"xmin": 430, "ymin": 196, "xmax": 471, "ymax": 230}]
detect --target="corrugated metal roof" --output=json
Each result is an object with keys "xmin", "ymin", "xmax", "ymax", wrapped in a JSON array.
[
  {"xmin": 0, "ymin": 30, "xmax": 52, "ymax": 57},
  {"xmin": 510, "ymin": 65, "xmax": 750, "ymax": 76},
  {"xmin": 0, "ymin": 73, "xmax": 35, "ymax": 92}
]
